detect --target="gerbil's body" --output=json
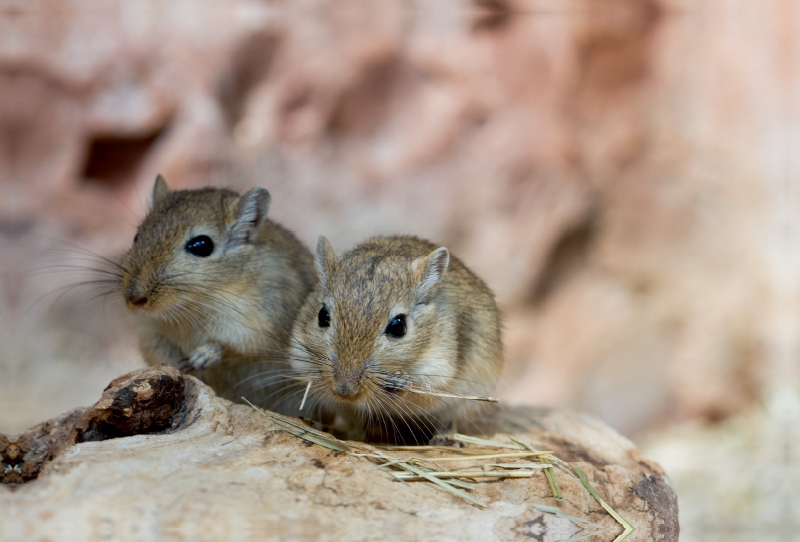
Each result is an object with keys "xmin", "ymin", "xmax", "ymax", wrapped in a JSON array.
[
  {"xmin": 290, "ymin": 235, "xmax": 503, "ymax": 443},
  {"xmin": 121, "ymin": 177, "xmax": 317, "ymax": 406}
]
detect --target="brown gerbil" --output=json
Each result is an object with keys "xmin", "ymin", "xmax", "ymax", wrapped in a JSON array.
[
  {"xmin": 120, "ymin": 175, "xmax": 317, "ymax": 407},
  {"xmin": 289, "ymin": 235, "xmax": 503, "ymax": 443}
]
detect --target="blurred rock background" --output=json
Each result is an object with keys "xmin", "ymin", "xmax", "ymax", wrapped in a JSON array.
[{"xmin": 1, "ymin": 0, "xmax": 798, "ymax": 538}]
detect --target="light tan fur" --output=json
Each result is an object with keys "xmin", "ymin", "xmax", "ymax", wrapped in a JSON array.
[
  {"xmin": 290, "ymin": 235, "xmax": 503, "ymax": 443},
  {"xmin": 120, "ymin": 175, "xmax": 317, "ymax": 407}
]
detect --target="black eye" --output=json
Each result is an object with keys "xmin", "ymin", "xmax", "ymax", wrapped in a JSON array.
[
  {"xmin": 318, "ymin": 305, "xmax": 330, "ymax": 328},
  {"xmin": 385, "ymin": 314, "xmax": 407, "ymax": 338},
  {"xmin": 133, "ymin": 233, "xmax": 140, "ymax": 244},
  {"xmin": 185, "ymin": 235, "xmax": 214, "ymax": 257}
]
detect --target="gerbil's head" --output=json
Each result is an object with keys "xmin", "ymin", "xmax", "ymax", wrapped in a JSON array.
[
  {"xmin": 120, "ymin": 175, "xmax": 271, "ymax": 316},
  {"xmin": 292, "ymin": 236, "xmax": 455, "ymax": 418}
]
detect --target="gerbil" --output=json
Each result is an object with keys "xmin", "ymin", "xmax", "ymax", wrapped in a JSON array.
[
  {"xmin": 120, "ymin": 175, "xmax": 317, "ymax": 406},
  {"xmin": 289, "ymin": 235, "xmax": 503, "ymax": 443}
]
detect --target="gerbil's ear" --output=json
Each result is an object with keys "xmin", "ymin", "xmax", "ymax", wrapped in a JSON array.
[
  {"xmin": 315, "ymin": 236, "xmax": 336, "ymax": 289},
  {"xmin": 152, "ymin": 174, "xmax": 170, "ymax": 207},
  {"xmin": 413, "ymin": 247, "xmax": 449, "ymax": 306},
  {"xmin": 229, "ymin": 188, "xmax": 271, "ymax": 245}
]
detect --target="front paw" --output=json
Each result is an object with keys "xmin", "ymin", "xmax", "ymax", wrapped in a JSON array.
[
  {"xmin": 428, "ymin": 434, "xmax": 467, "ymax": 448},
  {"xmin": 179, "ymin": 344, "xmax": 224, "ymax": 372}
]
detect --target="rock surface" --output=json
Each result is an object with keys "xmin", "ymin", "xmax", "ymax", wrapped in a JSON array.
[
  {"xmin": 0, "ymin": 365, "xmax": 187, "ymax": 487},
  {"xmin": 0, "ymin": 366, "xmax": 678, "ymax": 541}
]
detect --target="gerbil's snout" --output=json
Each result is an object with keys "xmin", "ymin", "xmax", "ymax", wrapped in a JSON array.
[
  {"xmin": 129, "ymin": 295, "xmax": 148, "ymax": 306},
  {"xmin": 331, "ymin": 364, "xmax": 368, "ymax": 400},
  {"xmin": 124, "ymin": 282, "xmax": 151, "ymax": 309},
  {"xmin": 333, "ymin": 380, "xmax": 359, "ymax": 398}
]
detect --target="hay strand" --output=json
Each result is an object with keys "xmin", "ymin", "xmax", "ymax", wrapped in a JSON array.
[
  {"xmin": 401, "ymin": 387, "xmax": 500, "ymax": 403},
  {"xmin": 451, "ymin": 433, "xmax": 527, "ymax": 449},
  {"xmin": 245, "ymin": 398, "xmax": 637, "ymax": 534},
  {"xmin": 390, "ymin": 470, "xmax": 536, "ymax": 481},
  {"xmin": 575, "ymin": 468, "xmax": 636, "ymax": 542},
  {"xmin": 298, "ymin": 381, "xmax": 311, "ymax": 410}
]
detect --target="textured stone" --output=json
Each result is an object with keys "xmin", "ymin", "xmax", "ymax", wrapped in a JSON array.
[
  {"xmin": 0, "ymin": 365, "xmax": 185, "ymax": 486},
  {"xmin": 0, "ymin": 366, "xmax": 678, "ymax": 541}
]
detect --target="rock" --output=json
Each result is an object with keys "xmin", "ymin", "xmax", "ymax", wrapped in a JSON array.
[
  {"xmin": 0, "ymin": 366, "xmax": 678, "ymax": 541},
  {"xmin": 0, "ymin": 365, "xmax": 185, "ymax": 486}
]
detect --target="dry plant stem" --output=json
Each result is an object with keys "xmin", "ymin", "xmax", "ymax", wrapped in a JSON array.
[
  {"xmin": 531, "ymin": 504, "xmax": 613, "ymax": 542},
  {"xmin": 575, "ymin": 468, "xmax": 636, "ymax": 542},
  {"xmin": 243, "ymin": 398, "xmax": 487, "ymax": 507},
  {"xmin": 452, "ymin": 433, "xmax": 527, "ymax": 449},
  {"xmin": 371, "ymin": 449, "xmax": 488, "ymax": 508},
  {"xmin": 401, "ymin": 388, "xmax": 500, "ymax": 403},
  {"xmin": 531, "ymin": 504, "xmax": 607, "ymax": 528},
  {"xmin": 242, "ymin": 398, "xmax": 357, "ymax": 453},
  {"xmin": 244, "ymin": 397, "xmax": 639, "ymax": 538},
  {"xmin": 509, "ymin": 436, "xmax": 564, "ymax": 502},
  {"xmin": 539, "ymin": 456, "xmax": 563, "ymax": 501},
  {"xmin": 412, "ymin": 451, "xmax": 553, "ymax": 462},
  {"xmin": 551, "ymin": 460, "xmax": 580, "ymax": 479},
  {"xmin": 486, "ymin": 463, "xmax": 553, "ymax": 469},
  {"xmin": 391, "ymin": 470, "xmax": 536, "ymax": 480},
  {"xmin": 377, "ymin": 445, "xmax": 529, "ymax": 454},
  {"xmin": 298, "ymin": 381, "xmax": 311, "ymax": 410}
]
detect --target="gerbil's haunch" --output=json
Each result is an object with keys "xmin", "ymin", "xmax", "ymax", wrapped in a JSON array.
[
  {"xmin": 120, "ymin": 175, "xmax": 317, "ymax": 408},
  {"xmin": 289, "ymin": 235, "xmax": 503, "ymax": 443}
]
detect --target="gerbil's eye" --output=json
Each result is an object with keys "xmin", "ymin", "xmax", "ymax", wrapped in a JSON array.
[
  {"xmin": 133, "ymin": 233, "xmax": 140, "ymax": 244},
  {"xmin": 385, "ymin": 314, "xmax": 407, "ymax": 338},
  {"xmin": 185, "ymin": 235, "xmax": 214, "ymax": 257},
  {"xmin": 318, "ymin": 305, "xmax": 330, "ymax": 328}
]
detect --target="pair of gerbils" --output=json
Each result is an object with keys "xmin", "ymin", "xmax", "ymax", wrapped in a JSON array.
[{"xmin": 120, "ymin": 176, "xmax": 503, "ymax": 443}]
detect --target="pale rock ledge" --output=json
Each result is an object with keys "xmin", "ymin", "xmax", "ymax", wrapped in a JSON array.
[{"xmin": 0, "ymin": 366, "xmax": 678, "ymax": 541}]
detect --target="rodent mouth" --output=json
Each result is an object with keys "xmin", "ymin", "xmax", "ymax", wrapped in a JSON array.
[
  {"xmin": 127, "ymin": 298, "xmax": 174, "ymax": 317},
  {"xmin": 331, "ymin": 391, "xmax": 364, "ymax": 404},
  {"xmin": 125, "ymin": 299, "xmax": 156, "ymax": 313}
]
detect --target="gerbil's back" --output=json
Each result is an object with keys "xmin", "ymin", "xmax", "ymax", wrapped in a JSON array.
[
  {"xmin": 255, "ymin": 219, "xmax": 317, "ymax": 291},
  {"xmin": 353, "ymin": 235, "xmax": 497, "ymax": 302}
]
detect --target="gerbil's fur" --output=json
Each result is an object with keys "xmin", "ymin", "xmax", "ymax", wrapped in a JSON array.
[
  {"xmin": 120, "ymin": 176, "xmax": 317, "ymax": 406},
  {"xmin": 290, "ymin": 235, "xmax": 503, "ymax": 443}
]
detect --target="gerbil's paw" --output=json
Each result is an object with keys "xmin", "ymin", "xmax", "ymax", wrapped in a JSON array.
[
  {"xmin": 428, "ymin": 435, "xmax": 467, "ymax": 448},
  {"xmin": 176, "ymin": 358, "xmax": 193, "ymax": 373},
  {"xmin": 183, "ymin": 344, "xmax": 224, "ymax": 371}
]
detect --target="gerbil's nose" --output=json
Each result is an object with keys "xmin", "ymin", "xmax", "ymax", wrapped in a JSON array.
[
  {"xmin": 333, "ymin": 381, "xmax": 359, "ymax": 398},
  {"xmin": 332, "ymin": 366, "xmax": 364, "ymax": 398},
  {"xmin": 125, "ymin": 283, "xmax": 149, "ymax": 308}
]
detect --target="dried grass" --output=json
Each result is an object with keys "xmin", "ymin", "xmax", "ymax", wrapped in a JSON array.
[
  {"xmin": 576, "ymin": 468, "xmax": 636, "ymax": 541},
  {"xmin": 245, "ymin": 399, "xmax": 636, "ymax": 541}
]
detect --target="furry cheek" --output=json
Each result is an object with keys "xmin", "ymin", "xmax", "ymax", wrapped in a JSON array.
[{"xmin": 410, "ymin": 340, "xmax": 457, "ymax": 385}]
